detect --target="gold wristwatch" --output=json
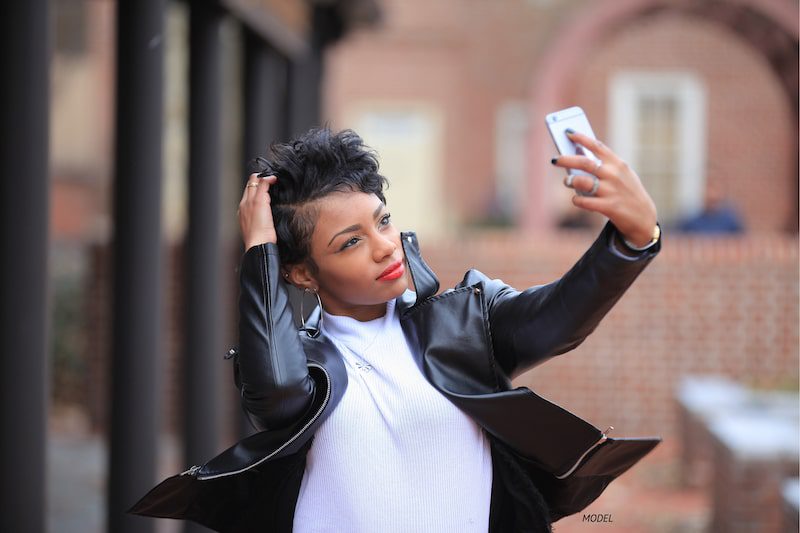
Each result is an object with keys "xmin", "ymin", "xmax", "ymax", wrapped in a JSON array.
[{"xmin": 622, "ymin": 223, "xmax": 661, "ymax": 252}]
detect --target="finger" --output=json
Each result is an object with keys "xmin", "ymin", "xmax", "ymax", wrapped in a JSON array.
[
  {"xmin": 564, "ymin": 174, "xmax": 606, "ymax": 197},
  {"xmin": 565, "ymin": 130, "xmax": 612, "ymax": 159},
  {"xmin": 245, "ymin": 174, "xmax": 277, "ymax": 202},
  {"xmin": 245, "ymin": 173, "xmax": 261, "ymax": 186},
  {"xmin": 571, "ymin": 193, "xmax": 609, "ymax": 214},
  {"xmin": 553, "ymin": 155, "xmax": 604, "ymax": 176},
  {"xmin": 242, "ymin": 173, "xmax": 261, "ymax": 202},
  {"xmin": 256, "ymin": 175, "xmax": 277, "ymax": 198}
]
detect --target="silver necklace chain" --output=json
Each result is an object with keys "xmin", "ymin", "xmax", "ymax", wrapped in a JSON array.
[
  {"xmin": 332, "ymin": 336, "xmax": 376, "ymax": 373},
  {"xmin": 324, "ymin": 302, "xmax": 396, "ymax": 375}
]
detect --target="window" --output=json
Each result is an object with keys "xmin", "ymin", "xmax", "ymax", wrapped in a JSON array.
[
  {"xmin": 609, "ymin": 72, "xmax": 706, "ymax": 223},
  {"xmin": 347, "ymin": 103, "xmax": 445, "ymax": 239},
  {"xmin": 494, "ymin": 101, "xmax": 529, "ymax": 224}
]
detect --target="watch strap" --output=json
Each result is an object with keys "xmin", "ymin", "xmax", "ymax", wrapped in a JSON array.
[{"xmin": 621, "ymin": 223, "xmax": 661, "ymax": 252}]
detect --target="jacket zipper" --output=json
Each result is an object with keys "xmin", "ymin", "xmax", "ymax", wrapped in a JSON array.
[
  {"xmin": 180, "ymin": 363, "xmax": 331, "ymax": 480},
  {"xmin": 553, "ymin": 426, "xmax": 614, "ymax": 480},
  {"xmin": 180, "ymin": 465, "xmax": 201, "ymax": 476},
  {"xmin": 261, "ymin": 244, "xmax": 283, "ymax": 400}
]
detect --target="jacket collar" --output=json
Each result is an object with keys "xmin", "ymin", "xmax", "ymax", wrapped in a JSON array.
[
  {"xmin": 302, "ymin": 230, "xmax": 440, "ymax": 330},
  {"xmin": 398, "ymin": 230, "xmax": 440, "ymax": 309}
]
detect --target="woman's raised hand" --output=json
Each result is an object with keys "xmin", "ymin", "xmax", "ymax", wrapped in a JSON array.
[
  {"xmin": 238, "ymin": 173, "xmax": 278, "ymax": 250},
  {"xmin": 552, "ymin": 131, "xmax": 658, "ymax": 248}
]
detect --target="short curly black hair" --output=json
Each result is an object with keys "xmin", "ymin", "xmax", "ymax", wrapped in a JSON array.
[{"xmin": 254, "ymin": 127, "xmax": 390, "ymax": 274}]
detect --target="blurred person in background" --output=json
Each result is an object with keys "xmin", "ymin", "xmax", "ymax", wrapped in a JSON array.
[
  {"xmin": 131, "ymin": 126, "xmax": 661, "ymax": 532},
  {"xmin": 674, "ymin": 181, "xmax": 745, "ymax": 234}
]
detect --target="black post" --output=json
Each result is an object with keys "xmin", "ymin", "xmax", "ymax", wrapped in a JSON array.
[
  {"xmin": 184, "ymin": 4, "xmax": 224, "ymax": 532},
  {"xmin": 287, "ymin": 50, "xmax": 321, "ymax": 138},
  {"xmin": 288, "ymin": 4, "xmax": 343, "ymax": 137},
  {"xmin": 243, "ymin": 31, "xmax": 289, "ymax": 176},
  {"xmin": 0, "ymin": 2, "xmax": 50, "ymax": 531},
  {"xmin": 108, "ymin": 1, "xmax": 166, "ymax": 532}
]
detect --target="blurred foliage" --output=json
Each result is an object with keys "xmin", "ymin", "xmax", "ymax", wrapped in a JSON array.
[
  {"xmin": 746, "ymin": 376, "xmax": 800, "ymax": 393},
  {"xmin": 51, "ymin": 273, "xmax": 88, "ymax": 406}
]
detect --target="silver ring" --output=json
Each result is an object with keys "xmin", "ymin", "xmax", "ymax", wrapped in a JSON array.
[
  {"xmin": 565, "ymin": 173, "xmax": 576, "ymax": 188},
  {"xmin": 578, "ymin": 175, "xmax": 600, "ymax": 197},
  {"xmin": 300, "ymin": 287, "xmax": 323, "ymax": 338}
]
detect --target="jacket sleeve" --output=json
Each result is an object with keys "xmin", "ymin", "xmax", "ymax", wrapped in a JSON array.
[
  {"xmin": 234, "ymin": 242, "xmax": 315, "ymax": 431},
  {"xmin": 484, "ymin": 220, "xmax": 660, "ymax": 379}
]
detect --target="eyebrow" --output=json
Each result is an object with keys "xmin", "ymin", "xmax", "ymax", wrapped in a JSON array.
[{"xmin": 327, "ymin": 203, "xmax": 386, "ymax": 247}]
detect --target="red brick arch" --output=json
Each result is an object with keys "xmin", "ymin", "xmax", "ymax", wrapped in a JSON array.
[{"xmin": 523, "ymin": 0, "xmax": 799, "ymax": 232}]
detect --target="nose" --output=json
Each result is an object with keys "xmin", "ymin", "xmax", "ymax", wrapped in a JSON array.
[{"xmin": 373, "ymin": 232, "xmax": 397, "ymax": 262}]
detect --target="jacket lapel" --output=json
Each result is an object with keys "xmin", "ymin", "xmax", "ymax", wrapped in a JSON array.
[{"xmin": 398, "ymin": 231, "xmax": 440, "ymax": 310}]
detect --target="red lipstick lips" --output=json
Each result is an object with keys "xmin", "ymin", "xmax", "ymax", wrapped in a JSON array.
[{"xmin": 377, "ymin": 259, "xmax": 404, "ymax": 281}]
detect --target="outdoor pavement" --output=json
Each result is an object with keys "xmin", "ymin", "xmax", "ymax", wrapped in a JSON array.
[{"xmin": 48, "ymin": 407, "xmax": 182, "ymax": 533}]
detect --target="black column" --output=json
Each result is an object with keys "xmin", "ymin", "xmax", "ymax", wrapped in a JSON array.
[
  {"xmin": 243, "ymin": 31, "xmax": 289, "ymax": 175},
  {"xmin": 184, "ymin": 4, "xmax": 223, "ymax": 532},
  {"xmin": 288, "ymin": 4, "xmax": 343, "ymax": 137},
  {"xmin": 108, "ymin": 1, "xmax": 166, "ymax": 532},
  {"xmin": 287, "ymin": 49, "xmax": 321, "ymax": 138},
  {"xmin": 0, "ymin": 2, "xmax": 50, "ymax": 532}
]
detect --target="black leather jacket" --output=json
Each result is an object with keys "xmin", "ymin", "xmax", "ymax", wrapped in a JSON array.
[{"xmin": 130, "ymin": 220, "xmax": 662, "ymax": 532}]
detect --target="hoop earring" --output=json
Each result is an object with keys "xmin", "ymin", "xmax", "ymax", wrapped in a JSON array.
[{"xmin": 300, "ymin": 287, "xmax": 323, "ymax": 338}]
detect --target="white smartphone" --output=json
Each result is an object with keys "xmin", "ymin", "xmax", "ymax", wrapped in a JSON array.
[{"xmin": 545, "ymin": 106, "xmax": 602, "ymax": 181}]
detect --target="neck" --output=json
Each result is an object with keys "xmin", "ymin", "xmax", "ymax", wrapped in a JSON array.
[{"xmin": 323, "ymin": 300, "xmax": 388, "ymax": 322}]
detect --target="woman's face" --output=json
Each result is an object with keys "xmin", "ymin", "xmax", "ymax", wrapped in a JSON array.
[{"xmin": 288, "ymin": 190, "xmax": 410, "ymax": 322}]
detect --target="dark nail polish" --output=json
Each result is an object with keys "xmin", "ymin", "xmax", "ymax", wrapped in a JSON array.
[
  {"xmin": 550, "ymin": 158, "xmax": 558, "ymax": 165},
  {"xmin": 565, "ymin": 128, "xmax": 575, "ymax": 135}
]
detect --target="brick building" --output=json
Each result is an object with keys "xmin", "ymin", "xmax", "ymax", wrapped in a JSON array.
[
  {"xmin": 42, "ymin": 0, "xmax": 797, "ymax": 528},
  {"xmin": 323, "ymin": 0, "xmax": 797, "ymax": 237},
  {"xmin": 52, "ymin": 0, "xmax": 796, "ymax": 470}
]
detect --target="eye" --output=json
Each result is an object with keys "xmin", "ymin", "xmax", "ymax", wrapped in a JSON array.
[
  {"xmin": 341, "ymin": 236, "xmax": 360, "ymax": 250},
  {"xmin": 380, "ymin": 213, "xmax": 392, "ymax": 226}
]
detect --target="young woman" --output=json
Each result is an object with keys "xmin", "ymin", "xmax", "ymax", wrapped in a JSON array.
[{"xmin": 130, "ymin": 127, "xmax": 661, "ymax": 532}]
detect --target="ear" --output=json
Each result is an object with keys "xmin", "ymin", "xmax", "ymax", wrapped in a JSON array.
[{"xmin": 283, "ymin": 262, "xmax": 318, "ymax": 291}]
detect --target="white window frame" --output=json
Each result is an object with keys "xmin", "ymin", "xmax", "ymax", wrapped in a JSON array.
[
  {"xmin": 494, "ymin": 100, "xmax": 529, "ymax": 220},
  {"xmin": 609, "ymin": 71, "xmax": 707, "ymax": 219},
  {"xmin": 345, "ymin": 101, "xmax": 446, "ymax": 239}
]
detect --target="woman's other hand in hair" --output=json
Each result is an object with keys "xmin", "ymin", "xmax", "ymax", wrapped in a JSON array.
[{"xmin": 239, "ymin": 173, "xmax": 278, "ymax": 251}]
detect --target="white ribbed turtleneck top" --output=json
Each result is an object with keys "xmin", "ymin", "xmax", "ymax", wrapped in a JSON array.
[{"xmin": 291, "ymin": 291, "xmax": 493, "ymax": 532}]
